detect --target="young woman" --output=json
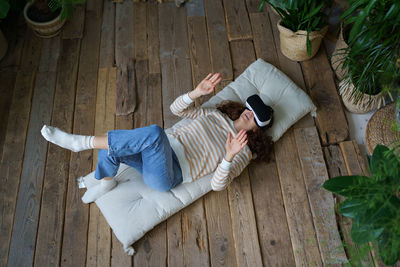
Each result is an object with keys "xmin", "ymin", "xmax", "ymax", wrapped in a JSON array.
[{"xmin": 41, "ymin": 73, "xmax": 274, "ymax": 203}]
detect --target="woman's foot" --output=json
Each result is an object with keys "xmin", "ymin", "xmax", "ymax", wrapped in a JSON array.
[
  {"xmin": 81, "ymin": 179, "xmax": 117, "ymax": 203},
  {"xmin": 41, "ymin": 125, "xmax": 95, "ymax": 152}
]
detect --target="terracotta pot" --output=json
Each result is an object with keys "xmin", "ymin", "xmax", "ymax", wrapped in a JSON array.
[
  {"xmin": 277, "ymin": 20, "xmax": 328, "ymax": 61},
  {"xmin": 0, "ymin": 28, "xmax": 7, "ymax": 61},
  {"xmin": 331, "ymin": 23, "xmax": 348, "ymax": 80},
  {"xmin": 23, "ymin": 2, "xmax": 66, "ymax": 38},
  {"xmin": 339, "ymin": 78, "xmax": 386, "ymax": 114}
]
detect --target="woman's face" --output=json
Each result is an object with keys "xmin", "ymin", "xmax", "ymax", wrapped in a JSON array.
[{"xmin": 239, "ymin": 109, "xmax": 259, "ymax": 132}]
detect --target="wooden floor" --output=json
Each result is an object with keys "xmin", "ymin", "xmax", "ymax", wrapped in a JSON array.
[{"xmin": 0, "ymin": 0, "xmax": 393, "ymax": 266}]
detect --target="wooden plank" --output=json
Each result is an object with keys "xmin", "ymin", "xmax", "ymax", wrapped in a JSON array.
[
  {"xmin": 248, "ymin": 158, "xmax": 296, "ymax": 266},
  {"xmin": 147, "ymin": 2, "xmax": 161, "ymax": 74},
  {"xmin": 187, "ymin": 16, "xmax": 212, "ymax": 106},
  {"xmin": 19, "ymin": 28, "xmax": 43, "ymax": 72},
  {"xmin": 116, "ymin": 58, "xmax": 137, "ymax": 115},
  {"xmin": 167, "ymin": 213, "xmax": 184, "ymax": 266},
  {"xmin": 115, "ymin": 114, "xmax": 134, "ymax": 130},
  {"xmin": 215, "ymin": 79, "xmax": 232, "ymax": 94},
  {"xmin": 222, "ymin": 0, "xmax": 252, "ymax": 41},
  {"xmin": 62, "ymin": 4, "xmax": 85, "ymax": 39},
  {"xmin": 245, "ymin": 0, "xmax": 267, "ymax": 13},
  {"xmin": 159, "ymin": 2, "xmax": 192, "ymax": 128},
  {"xmin": 204, "ymin": 0, "xmax": 233, "ymax": 81},
  {"xmin": 301, "ymin": 47, "xmax": 349, "ymax": 145},
  {"xmin": 131, "ymin": 61, "xmax": 148, "ymax": 129},
  {"xmin": 134, "ymin": 2, "xmax": 147, "ymax": 60},
  {"xmin": 7, "ymin": 36, "xmax": 61, "ymax": 267},
  {"xmin": 0, "ymin": 18, "xmax": 26, "ymax": 70},
  {"xmin": 61, "ymin": 3, "xmax": 102, "ymax": 265},
  {"xmin": 86, "ymin": 67, "xmax": 117, "ymax": 267},
  {"xmin": 230, "ymin": 40, "xmax": 256, "ymax": 79},
  {"xmin": 203, "ymin": 191, "xmax": 236, "ymax": 267},
  {"xmin": 274, "ymin": 129, "xmax": 323, "ymax": 266},
  {"xmin": 115, "ymin": 0, "xmax": 134, "ymax": 67},
  {"xmin": 99, "ymin": 0, "xmax": 116, "ymax": 68},
  {"xmin": 111, "ymin": 233, "xmax": 132, "ymax": 266},
  {"xmin": 227, "ymin": 169, "xmax": 263, "ymax": 267},
  {"xmin": 0, "ymin": 70, "xmax": 16, "ymax": 157},
  {"xmin": 249, "ymin": 12, "xmax": 279, "ymax": 66},
  {"xmin": 34, "ymin": 38, "xmax": 81, "ymax": 267},
  {"xmin": 294, "ymin": 127, "xmax": 348, "ymax": 265},
  {"xmin": 0, "ymin": 71, "xmax": 36, "ymax": 267},
  {"xmin": 186, "ymin": 0, "xmax": 205, "ymax": 16}
]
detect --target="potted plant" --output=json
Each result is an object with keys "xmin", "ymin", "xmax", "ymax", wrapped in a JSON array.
[
  {"xmin": 23, "ymin": 0, "xmax": 86, "ymax": 38},
  {"xmin": 0, "ymin": 0, "xmax": 10, "ymax": 60},
  {"xmin": 331, "ymin": 0, "xmax": 400, "ymax": 113},
  {"xmin": 258, "ymin": 0, "xmax": 332, "ymax": 61},
  {"xmin": 323, "ymin": 144, "xmax": 400, "ymax": 266}
]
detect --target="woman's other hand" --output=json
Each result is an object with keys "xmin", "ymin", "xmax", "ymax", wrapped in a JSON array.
[
  {"xmin": 225, "ymin": 130, "xmax": 248, "ymax": 162},
  {"xmin": 189, "ymin": 73, "xmax": 222, "ymax": 99}
]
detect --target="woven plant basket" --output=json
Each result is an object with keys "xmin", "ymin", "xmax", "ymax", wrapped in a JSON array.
[
  {"xmin": 277, "ymin": 20, "xmax": 328, "ymax": 61},
  {"xmin": 331, "ymin": 23, "xmax": 348, "ymax": 80},
  {"xmin": 339, "ymin": 78, "xmax": 386, "ymax": 114},
  {"xmin": 23, "ymin": 2, "xmax": 66, "ymax": 38},
  {"xmin": 0, "ymin": 28, "xmax": 7, "ymax": 61}
]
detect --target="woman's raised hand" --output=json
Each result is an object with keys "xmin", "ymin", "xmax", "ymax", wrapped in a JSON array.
[
  {"xmin": 225, "ymin": 130, "xmax": 248, "ymax": 161},
  {"xmin": 192, "ymin": 73, "xmax": 222, "ymax": 98}
]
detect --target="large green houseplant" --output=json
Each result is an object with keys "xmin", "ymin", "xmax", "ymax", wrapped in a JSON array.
[
  {"xmin": 258, "ymin": 0, "xmax": 332, "ymax": 61},
  {"xmin": 323, "ymin": 144, "xmax": 400, "ymax": 265},
  {"xmin": 332, "ymin": 0, "xmax": 400, "ymax": 113},
  {"xmin": 24, "ymin": 0, "xmax": 86, "ymax": 38}
]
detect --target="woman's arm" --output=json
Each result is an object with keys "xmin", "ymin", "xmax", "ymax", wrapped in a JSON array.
[
  {"xmin": 170, "ymin": 73, "xmax": 222, "ymax": 119},
  {"xmin": 211, "ymin": 130, "xmax": 252, "ymax": 191}
]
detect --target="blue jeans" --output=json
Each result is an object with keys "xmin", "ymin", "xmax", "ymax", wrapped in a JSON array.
[{"xmin": 94, "ymin": 124, "xmax": 183, "ymax": 192}]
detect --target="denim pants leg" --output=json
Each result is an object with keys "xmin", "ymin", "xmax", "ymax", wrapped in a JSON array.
[{"xmin": 94, "ymin": 124, "xmax": 183, "ymax": 192}]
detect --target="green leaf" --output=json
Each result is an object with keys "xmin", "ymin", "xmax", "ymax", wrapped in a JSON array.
[
  {"xmin": 338, "ymin": 198, "xmax": 367, "ymax": 219},
  {"xmin": 0, "ymin": 0, "xmax": 10, "ymax": 19},
  {"xmin": 258, "ymin": 0, "xmax": 265, "ymax": 12},
  {"xmin": 351, "ymin": 221, "xmax": 384, "ymax": 244},
  {"xmin": 377, "ymin": 228, "xmax": 400, "ymax": 265},
  {"xmin": 322, "ymin": 175, "xmax": 377, "ymax": 197}
]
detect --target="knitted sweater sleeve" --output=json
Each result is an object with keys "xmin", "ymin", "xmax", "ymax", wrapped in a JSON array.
[
  {"xmin": 210, "ymin": 148, "xmax": 252, "ymax": 191},
  {"xmin": 170, "ymin": 93, "xmax": 214, "ymax": 119}
]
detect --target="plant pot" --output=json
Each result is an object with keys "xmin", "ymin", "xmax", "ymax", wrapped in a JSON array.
[
  {"xmin": 0, "ymin": 28, "xmax": 7, "ymax": 61},
  {"xmin": 339, "ymin": 78, "xmax": 385, "ymax": 113},
  {"xmin": 23, "ymin": 2, "xmax": 66, "ymax": 38},
  {"xmin": 331, "ymin": 22, "xmax": 348, "ymax": 80},
  {"xmin": 277, "ymin": 20, "xmax": 328, "ymax": 61}
]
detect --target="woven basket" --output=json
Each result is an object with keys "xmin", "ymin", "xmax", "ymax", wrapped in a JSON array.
[
  {"xmin": 24, "ymin": 2, "xmax": 66, "ymax": 38},
  {"xmin": 366, "ymin": 102, "xmax": 400, "ymax": 155},
  {"xmin": 277, "ymin": 20, "xmax": 328, "ymax": 61},
  {"xmin": 339, "ymin": 79, "xmax": 386, "ymax": 114},
  {"xmin": 331, "ymin": 23, "xmax": 348, "ymax": 80}
]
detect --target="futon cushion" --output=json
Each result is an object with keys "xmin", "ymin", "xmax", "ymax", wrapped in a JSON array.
[{"xmin": 80, "ymin": 58, "xmax": 317, "ymax": 255}]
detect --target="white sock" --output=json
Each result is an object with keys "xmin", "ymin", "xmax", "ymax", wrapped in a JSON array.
[
  {"xmin": 81, "ymin": 179, "xmax": 117, "ymax": 204},
  {"xmin": 41, "ymin": 125, "xmax": 95, "ymax": 152}
]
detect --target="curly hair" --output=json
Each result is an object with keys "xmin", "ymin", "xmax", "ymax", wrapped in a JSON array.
[{"xmin": 216, "ymin": 100, "xmax": 274, "ymax": 163}]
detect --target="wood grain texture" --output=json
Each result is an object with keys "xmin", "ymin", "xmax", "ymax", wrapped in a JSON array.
[
  {"xmin": 186, "ymin": 0, "xmax": 205, "ymax": 16},
  {"xmin": 62, "ymin": 4, "xmax": 85, "ymax": 39},
  {"xmin": 7, "ymin": 37, "xmax": 61, "ymax": 267},
  {"xmin": 294, "ymin": 127, "xmax": 348, "ymax": 265},
  {"xmin": 167, "ymin": 213, "xmax": 185, "ymax": 267},
  {"xmin": 228, "ymin": 169, "xmax": 263, "ymax": 267},
  {"xmin": 187, "ymin": 16, "xmax": 212, "ymax": 106},
  {"xmin": 230, "ymin": 40, "xmax": 256, "ymax": 79},
  {"xmin": 249, "ymin": 12, "xmax": 279, "ymax": 65},
  {"xmin": 204, "ymin": 0, "xmax": 233, "ymax": 81},
  {"xmin": 99, "ymin": 0, "xmax": 115, "ymax": 68},
  {"xmin": 159, "ymin": 2, "xmax": 192, "ymax": 128},
  {"xmin": 245, "ymin": 0, "xmax": 267, "ymax": 13},
  {"xmin": 134, "ymin": 2, "xmax": 148, "ymax": 60},
  {"xmin": 115, "ymin": 0, "xmax": 134, "ymax": 67},
  {"xmin": 248, "ymin": 159, "xmax": 296, "ymax": 267},
  {"xmin": 274, "ymin": 128, "xmax": 323, "ymax": 266},
  {"xmin": 0, "ymin": 70, "xmax": 16, "ymax": 158},
  {"xmin": 0, "ymin": 71, "xmax": 36, "ymax": 267},
  {"xmin": 301, "ymin": 47, "xmax": 349, "ymax": 145},
  {"xmin": 132, "ymin": 60, "xmax": 149, "ymax": 128},
  {"xmin": 61, "ymin": 3, "xmax": 103, "ymax": 265},
  {"xmin": 34, "ymin": 38, "xmax": 81, "ymax": 267},
  {"xmin": 222, "ymin": 0, "xmax": 252, "ymax": 41},
  {"xmin": 204, "ymin": 190, "xmax": 237, "ymax": 267},
  {"xmin": 19, "ymin": 29, "xmax": 43, "ymax": 72},
  {"xmin": 147, "ymin": 2, "xmax": 161, "ymax": 74},
  {"xmin": 116, "ymin": 58, "xmax": 137, "ymax": 115}
]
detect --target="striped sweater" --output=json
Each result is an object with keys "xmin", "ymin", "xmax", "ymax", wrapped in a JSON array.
[{"xmin": 166, "ymin": 93, "xmax": 253, "ymax": 191}]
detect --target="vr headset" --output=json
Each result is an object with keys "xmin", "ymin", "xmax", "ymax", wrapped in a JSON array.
[{"xmin": 245, "ymin": 95, "xmax": 273, "ymax": 128}]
